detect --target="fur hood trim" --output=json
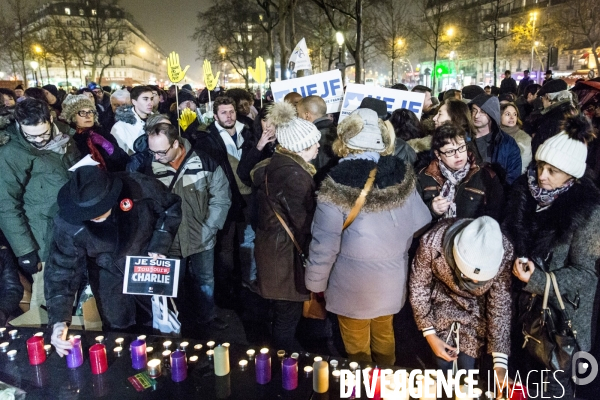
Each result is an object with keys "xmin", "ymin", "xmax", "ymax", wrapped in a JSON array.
[
  {"xmin": 318, "ymin": 157, "xmax": 416, "ymax": 212},
  {"xmin": 408, "ymin": 135, "xmax": 432, "ymax": 153},
  {"xmin": 115, "ymin": 105, "xmax": 139, "ymax": 125}
]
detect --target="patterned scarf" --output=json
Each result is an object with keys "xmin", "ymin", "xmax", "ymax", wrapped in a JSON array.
[
  {"xmin": 527, "ymin": 164, "xmax": 574, "ymax": 211},
  {"xmin": 439, "ymin": 159, "xmax": 471, "ymax": 218}
]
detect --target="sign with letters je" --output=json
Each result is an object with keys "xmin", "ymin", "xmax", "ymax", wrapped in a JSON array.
[
  {"xmin": 123, "ymin": 256, "xmax": 180, "ymax": 297},
  {"xmin": 272, "ymin": 70, "xmax": 343, "ymax": 114},
  {"xmin": 339, "ymin": 84, "xmax": 426, "ymax": 122}
]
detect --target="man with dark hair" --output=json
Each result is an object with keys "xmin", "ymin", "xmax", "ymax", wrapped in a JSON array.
[
  {"xmin": 484, "ymin": 85, "xmax": 492, "ymax": 95},
  {"xmin": 391, "ymin": 83, "xmax": 408, "ymax": 91},
  {"xmin": 443, "ymin": 89, "xmax": 462, "ymax": 101},
  {"xmin": 197, "ymin": 96, "xmax": 254, "ymax": 305},
  {"xmin": 14, "ymin": 85, "xmax": 24, "ymax": 100},
  {"xmin": 543, "ymin": 69, "xmax": 553, "ymax": 85},
  {"xmin": 111, "ymin": 85, "xmax": 154, "ymax": 155},
  {"xmin": 517, "ymin": 70, "xmax": 534, "ymax": 96},
  {"xmin": 499, "ymin": 70, "xmax": 517, "ymax": 95},
  {"xmin": 0, "ymin": 98, "xmax": 80, "ymax": 317},
  {"xmin": 147, "ymin": 123, "xmax": 231, "ymax": 331},
  {"xmin": 516, "ymin": 83, "xmax": 541, "ymax": 127},
  {"xmin": 226, "ymin": 88, "xmax": 256, "ymax": 129}
]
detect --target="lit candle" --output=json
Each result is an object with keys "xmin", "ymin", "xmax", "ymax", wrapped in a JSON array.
[
  {"xmin": 162, "ymin": 350, "xmax": 171, "ymax": 358},
  {"xmin": 163, "ymin": 340, "xmax": 172, "ymax": 350},
  {"xmin": 290, "ymin": 352, "xmax": 299, "ymax": 360},
  {"xmin": 194, "ymin": 344, "xmax": 203, "ymax": 351},
  {"xmin": 330, "ymin": 359, "xmax": 339, "ymax": 370},
  {"xmin": 130, "ymin": 340, "xmax": 147, "ymax": 370},
  {"xmin": 282, "ymin": 357, "xmax": 298, "ymax": 390},
  {"xmin": 66, "ymin": 338, "xmax": 83, "ymax": 368},
  {"xmin": 189, "ymin": 355, "xmax": 198, "ymax": 363},
  {"xmin": 34, "ymin": 332, "xmax": 44, "ymax": 337},
  {"xmin": 260, "ymin": 347, "xmax": 269, "ymax": 354},
  {"xmin": 206, "ymin": 349, "xmax": 214, "ymax": 359},
  {"xmin": 239, "ymin": 360, "xmax": 248, "ymax": 370},
  {"xmin": 74, "ymin": 335, "xmax": 81, "ymax": 339},
  {"xmin": 277, "ymin": 350, "xmax": 286, "ymax": 359},
  {"xmin": 304, "ymin": 366, "xmax": 313, "ymax": 376},
  {"xmin": 44, "ymin": 344, "xmax": 52, "ymax": 355},
  {"xmin": 214, "ymin": 345, "xmax": 230, "ymax": 376},
  {"xmin": 255, "ymin": 352, "xmax": 271, "ymax": 384},
  {"xmin": 246, "ymin": 349, "xmax": 255, "ymax": 360},
  {"xmin": 146, "ymin": 346, "xmax": 154, "ymax": 354},
  {"xmin": 147, "ymin": 359, "xmax": 161, "ymax": 378},
  {"xmin": 162, "ymin": 350, "xmax": 171, "ymax": 368},
  {"xmin": 95, "ymin": 336, "xmax": 104, "ymax": 343},
  {"xmin": 0, "ymin": 327, "xmax": 5, "ymax": 337},
  {"xmin": 113, "ymin": 346, "xmax": 123, "ymax": 356},
  {"xmin": 207, "ymin": 341, "xmax": 215, "ymax": 349},
  {"xmin": 313, "ymin": 360, "xmax": 329, "ymax": 393},
  {"xmin": 115, "ymin": 337, "xmax": 124, "ymax": 346},
  {"xmin": 0, "ymin": 342, "xmax": 9, "ymax": 352},
  {"xmin": 222, "ymin": 342, "xmax": 230, "ymax": 348},
  {"xmin": 7, "ymin": 349, "xmax": 17, "ymax": 360},
  {"xmin": 349, "ymin": 361, "xmax": 358, "ymax": 371},
  {"xmin": 8, "ymin": 330, "xmax": 17, "ymax": 339},
  {"xmin": 179, "ymin": 341, "xmax": 189, "ymax": 351},
  {"xmin": 332, "ymin": 370, "xmax": 341, "ymax": 380},
  {"xmin": 137, "ymin": 335, "xmax": 146, "ymax": 341},
  {"xmin": 314, "ymin": 356, "xmax": 323, "ymax": 362}
]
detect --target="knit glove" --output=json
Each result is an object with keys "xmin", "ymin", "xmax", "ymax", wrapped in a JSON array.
[
  {"xmin": 89, "ymin": 132, "xmax": 115, "ymax": 155},
  {"xmin": 18, "ymin": 251, "xmax": 40, "ymax": 275}
]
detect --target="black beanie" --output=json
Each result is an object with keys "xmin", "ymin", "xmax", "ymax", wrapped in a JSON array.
[{"xmin": 42, "ymin": 84, "xmax": 59, "ymax": 98}]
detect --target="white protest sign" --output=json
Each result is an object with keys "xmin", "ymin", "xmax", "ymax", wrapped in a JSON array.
[
  {"xmin": 339, "ymin": 84, "xmax": 426, "ymax": 122},
  {"xmin": 272, "ymin": 70, "xmax": 343, "ymax": 114}
]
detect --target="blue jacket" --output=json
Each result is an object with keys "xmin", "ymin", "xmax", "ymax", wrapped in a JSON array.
[{"xmin": 490, "ymin": 127, "xmax": 522, "ymax": 185}]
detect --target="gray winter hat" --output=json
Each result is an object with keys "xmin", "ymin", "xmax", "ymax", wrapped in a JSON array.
[
  {"xmin": 469, "ymin": 94, "xmax": 501, "ymax": 127},
  {"xmin": 340, "ymin": 108, "xmax": 385, "ymax": 152}
]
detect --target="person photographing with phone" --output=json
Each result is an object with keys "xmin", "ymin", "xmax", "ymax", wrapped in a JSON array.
[{"xmin": 410, "ymin": 216, "xmax": 514, "ymax": 399}]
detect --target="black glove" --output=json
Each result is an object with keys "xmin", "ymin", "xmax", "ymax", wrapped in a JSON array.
[{"xmin": 18, "ymin": 251, "xmax": 40, "ymax": 275}]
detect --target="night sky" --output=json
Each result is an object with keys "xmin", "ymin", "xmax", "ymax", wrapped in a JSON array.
[{"xmin": 120, "ymin": 0, "xmax": 212, "ymax": 83}]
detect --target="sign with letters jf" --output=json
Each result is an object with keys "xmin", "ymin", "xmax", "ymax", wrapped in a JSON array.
[
  {"xmin": 339, "ymin": 83, "xmax": 426, "ymax": 122},
  {"xmin": 272, "ymin": 70, "xmax": 343, "ymax": 114},
  {"xmin": 123, "ymin": 256, "xmax": 180, "ymax": 297}
]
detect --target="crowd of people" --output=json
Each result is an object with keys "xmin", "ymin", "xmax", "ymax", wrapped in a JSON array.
[{"xmin": 0, "ymin": 71, "xmax": 599, "ymax": 398}]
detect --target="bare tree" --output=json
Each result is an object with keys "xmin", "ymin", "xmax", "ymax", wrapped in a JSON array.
[
  {"xmin": 1, "ymin": 0, "xmax": 36, "ymax": 86},
  {"xmin": 561, "ymin": 0, "xmax": 600, "ymax": 75}
]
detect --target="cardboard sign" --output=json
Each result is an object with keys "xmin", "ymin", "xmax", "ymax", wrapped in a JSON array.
[
  {"xmin": 339, "ymin": 84, "xmax": 426, "ymax": 121},
  {"xmin": 123, "ymin": 256, "xmax": 180, "ymax": 297},
  {"xmin": 272, "ymin": 70, "xmax": 343, "ymax": 113}
]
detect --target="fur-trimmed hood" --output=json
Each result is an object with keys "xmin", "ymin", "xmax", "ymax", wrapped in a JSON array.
[
  {"xmin": 408, "ymin": 135, "xmax": 431, "ymax": 153},
  {"xmin": 318, "ymin": 155, "xmax": 416, "ymax": 212},
  {"xmin": 114, "ymin": 105, "xmax": 139, "ymax": 125}
]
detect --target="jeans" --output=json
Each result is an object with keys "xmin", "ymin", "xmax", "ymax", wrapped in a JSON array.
[
  {"xmin": 240, "ymin": 223, "xmax": 256, "ymax": 285},
  {"xmin": 271, "ymin": 300, "xmax": 303, "ymax": 352},
  {"xmin": 337, "ymin": 314, "xmax": 395, "ymax": 366},
  {"xmin": 434, "ymin": 353, "xmax": 476, "ymax": 400},
  {"xmin": 186, "ymin": 248, "xmax": 216, "ymax": 323}
]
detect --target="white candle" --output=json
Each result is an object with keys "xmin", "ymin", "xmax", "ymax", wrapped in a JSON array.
[
  {"xmin": 304, "ymin": 366, "xmax": 313, "ymax": 374},
  {"xmin": 314, "ymin": 356, "xmax": 323, "ymax": 362},
  {"xmin": 207, "ymin": 341, "xmax": 215, "ymax": 349},
  {"xmin": 7, "ymin": 350, "xmax": 17, "ymax": 360},
  {"xmin": 8, "ymin": 330, "xmax": 17, "ymax": 339},
  {"xmin": 194, "ymin": 344, "xmax": 203, "ymax": 351},
  {"xmin": 0, "ymin": 342, "xmax": 9, "ymax": 352},
  {"xmin": 95, "ymin": 335, "xmax": 104, "ymax": 343},
  {"xmin": 137, "ymin": 335, "xmax": 146, "ymax": 341},
  {"xmin": 147, "ymin": 359, "xmax": 161, "ymax": 378},
  {"xmin": 290, "ymin": 352, "xmax": 299, "ymax": 359},
  {"xmin": 44, "ymin": 344, "xmax": 52, "ymax": 355},
  {"xmin": 206, "ymin": 349, "xmax": 214, "ymax": 358},
  {"xmin": 260, "ymin": 347, "xmax": 269, "ymax": 354},
  {"xmin": 162, "ymin": 350, "xmax": 171, "ymax": 358},
  {"xmin": 349, "ymin": 361, "xmax": 358, "ymax": 371},
  {"xmin": 179, "ymin": 341, "xmax": 189, "ymax": 351},
  {"xmin": 332, "ymin": 370, "xmax": 341, "ymax": 380},
  {"xmin": 189, "ymin": 355, "xmax": 198, "ymax": 363},
  {"xmin": 277, "ymin": 350, "xmax": 286, "ymax": 358},
  {"xmin": 115, "ymin": 337, "xmax": 124, "ymax": 345},
  {"xmin": 34, "ymin": 332, "xmax": 44, "ymax": 337},
  {"xmin": 222, "ymin": 342, "xmax": 230, "ymax": 348},
  {"xmin": 239, "ymin": 359, "xmax": 248, "ymax": 369},
  {"xmin": 146, "ymin": 346, "xmax": 154, "ymax": 353},
  {"xmin": 162, "ymin": 340, "xmax": 172, "ymax": 350},
  {"xmin": 246, "ymin": 349, "xmax": 255, "ymax": 359},
  {"xmin": 114, "ymin": 346, "xmax": 123, "ymax": 356},
  {"xmin": 0, "ymin": 327, "xmax": 6, "ymax": 336},
  {"xmin": 330, "ymin": 359, "xmax": 338, "ymax": 369}
]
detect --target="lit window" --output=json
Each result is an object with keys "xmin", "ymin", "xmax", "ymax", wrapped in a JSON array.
[
  {"xmin": 248, "ymin": 34, "xmax": 252, "ymax": 41},
  {"xmin": 92, "ymin": 9, "xmax": 97, "ymax": 15},
  {"xmin": 237, "ymin": 34, "xmax": 242, "ymax": 41},
  {"xmin": 65, "ymin": 7, "xmax": 70, "ymax": 15},
  {"xmin": 79, "ymin": 9, "xmax": 84, "ymax": 16}
]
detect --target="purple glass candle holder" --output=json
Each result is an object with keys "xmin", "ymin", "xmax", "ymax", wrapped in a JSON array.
[
  {"xmin": 66, "ymin": 338, "xmax": 83, "ymax": 369},
  {"xmin": 255, "ymin": 353, "xmax": 271, "ymax": 384},
  {"xmin": 170, "ymin": 350, "xmax": 188, "ymax": 382},
  {"xmin": 130, "ymin": 339, "xmax": 147, "ymax": 370},
  {"xmin": 282, "ymin": 357, "xmax": 298, "ymax": 390}
]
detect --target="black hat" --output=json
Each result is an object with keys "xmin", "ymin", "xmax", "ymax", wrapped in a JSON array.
[
  {"xmin": 58, "ymin": 166, "xmax": 123, "ymax": 224},
  {"xmin": 545, "ymin": 70, "xmax": 553, "ymax": 75},
  {"xmin": 182, "ymin": 84, "xmax": 193, "ymax": 91},
  {"xmin": 15, "ymin": 84, "xmax": 24, "ymax": 91},
  {"xmin": 177, "ymin": 89, "xmax": 197, "ymax": 105},
  {"xmin": 537, "ymin": 79, "xmax": 567, "ymax": 96},
  {"xmin": 461, "ymin": 85, "xmax": 485, "ymax": 100},
  {"xmin": 359, "ymin": 97, "xmax": 387, "ymax": 119},
  {"xmin": 42, "ymin": 84, "xmax": 59, "ymax": 98},
  {"xmin": 523, "ymin": 69, "xmax": 530, "ymax": 73}
]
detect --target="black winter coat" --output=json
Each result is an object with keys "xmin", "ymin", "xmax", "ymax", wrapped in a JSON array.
[
  {"xmin": 44, "ymin": 172, "xmax": 182, "ymax": 328},
  {"xmin": 0, "ymin": 246, "xmax": 23, "ymax": 326},
  {"xmin": 417, "ymin": 154, "xmax": 504, "ymax": 222},
  {"xmin": 530, "ymin": 100, "xmax": 575, "ymax": 155},
  {"xmin": 312, "ymin": 116, "xmax": 338, "ymax": 187}
]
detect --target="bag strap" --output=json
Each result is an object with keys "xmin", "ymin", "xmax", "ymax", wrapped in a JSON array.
[
  {"xmin": 265, "ymin": 173, "xmax": 304, "ymax": 256},
  {"xmin": 541, "ymin": 272, "xmax": 552, "ymax": 310},
  {"xmin": 343, "ymin": 167, "xmax": 378, "ymax": 230},
  {"xmin": 549, "ymin": 272, "xmax": 566, "ymax": 311}
]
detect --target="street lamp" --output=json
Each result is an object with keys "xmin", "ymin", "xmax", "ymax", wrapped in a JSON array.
[
  {"xmin": 336, "ymin": 32, "xmax": 345, "ymax": 83},
  {"xmin": 30, "ymin": 61, "xmax": 39, "ymax": 87},
  {"xmin": 446, "ymin": 27, "xmax": 455, "ymax": 37},
  {"xmin": 220, "ymin": 47, "xmax": 226, "ymax": 87},
  {"xmin": 266, "ymin": 58, "xmax": 272, "ymax": 85},
  {"xmin": 530, "ymin": 11, "xmax": 537, "ymax": 76}
]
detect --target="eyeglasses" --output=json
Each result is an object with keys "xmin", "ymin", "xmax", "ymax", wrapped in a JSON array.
[
  {"xmin": 77, "ymin": 110, "xmax": 97, "ymax": 117},
  {"xmin": 148, "ymin": 143, "xmax": 173, "ymax": 157},
  {"xmin": 438, "ymin": 144, "xmax": 467, "ymax": 157},
  {"xmin": 20, "ymin": 125, "xmax": 52, "ymax": 141}
]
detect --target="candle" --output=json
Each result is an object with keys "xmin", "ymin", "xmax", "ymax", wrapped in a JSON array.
[
  {"xmin": 332, "ymin": 370, "xmax": 341, "ymax": 381},
  {"xmin": 349, "ymin": 361, "xmax": 358, "ymax": 371},
  {"xmin": 207, "ymin": 350, "xmax": 214, "ymax": 359},
  {"xmin": 255, "ymin": 352, "xmax": 271, "ymax": 384},
  {"xmin": 170, "ymin": 350, "xmax": 188, "ymax": 382},
  {"xmin": 330, "ymin": 359, "xmax": 339, "ymax": 370},
  {"xmin": 147, "ymin": 359, "xmax": 162, "ymax": 378},
  {"xmin": 146, "ymin": 346, "xmax": 154, "ymax": 354},
  {"xmin": 304, "ymin": 366, "xmax": 313, "ymax": 376},
  {"xmin": 260, "ymin": 347, "xmax": 269, "ymax": 354},
  {"xmin": 239, "ymin": 360, "xmax": 248, "ymax": 370},
  {"xmin": 34, "ymin": 332, "xmax": 44, "ymax": 337},
  {"xmin": 0, "ymin": 342, "xmax": 8, "ymax": 352},
  {"xmin": 313, "ymin": 360, "xmax": 329, "ymax": 393},
  {"xmin": 95, "ymin": 336, "xmax": 104, "ymax": 343},
  {"xmin": 222, "ymin": 342, "xmax": 230, "ymax": 348},
  {"xmin": 246, "ymin": 349, "xmax": 255, "ymax": 359},
  {"xmin": 114, "ymin": 346, "xmax": 123, "ymax": 357},
  {"xmin": 194, "ymin": 344, "xmax": 203, "ymax": 351},
  {"xmin": 66, "ymin": 338, "xmax": 83, "ymax": 368},
  {"xmin": 137, "ymin": 335, "xmax": 146, "ymax": 341},
  {"xmin": 162, "ymin": 350, "xmax": 171, "ymax": 368},
  {"xmin": 26, "ymin": 336, "xmax": 46, "ymax": 365},
  {"xmin": 74, "ymin": 335, "xmax": 81, "ymax": 339},
  {"xmin": 7, "ymin": 349, "xmax": 17, "ymax": 360},
  {"xmin": 130, "ymin": 339, "xmax": 147, "ymax": 370},
  {"xmin": 214, "ymin": 345, "xmax": 230, "ymax": 376},
  {"xmin": 189, "ymin": 355, "xmax": 198, "ymax": 363},
  {"xmin": 162, "ymin": 350, "xmax": 171, "ymax": 358},
  {"xmin": 89, "ymin": 344, "xmax": 108, "ymax": 374},
  {"xmin": 163, "ymin": 340, "xmax": 172, "ymax": 350},
  {"xmin": 0, "ymin": 327, "xmax": 5, "ymax": 337},
  {"xmin": 314, "ymin": 356, "xmax": 323, "ymax": 362},
  {"xmin": 115, "ymin": 337, "xmax": 124, "ymax": 346},
  {"xmin": 44, "ymin": 344, "xmax": 52, "ymax": 355},
  {"xmin": 291, "ymin": 352, "xmax": 299, "ymax": 359},
  {"xmin": 179, "ymin": 341, "xmax": 189, "ymax": 351},
  {"xmin": 207, "ymin": 341, "xmax": 215, "ymax": 349},
  {"xmin": 8, "ymin": 330, "xmax": 17, "ymax": 339},
  {"xmin": 282, "ymin": 358, "xmax": 298, "ymax": 390},
  {"xmin": 277, "ymin": 350, "xmax": 286, "ymax": 359}
]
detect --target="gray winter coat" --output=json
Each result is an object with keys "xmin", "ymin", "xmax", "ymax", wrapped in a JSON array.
[{"xmin": 305, "ymin": 156, "xmax": 432, "ymax": 319}]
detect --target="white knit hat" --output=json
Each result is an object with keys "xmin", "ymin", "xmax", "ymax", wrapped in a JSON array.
[
  {"xmin": 268, "ymin": 102, "xmax": 321, "ymax": 153},
  {"xmin": 535, "ymin": 132, "xmax": 587, "ymax": 178},
  {"xmin": 453, "ymin": 216, "xmax": 504, "ymax": 281}
]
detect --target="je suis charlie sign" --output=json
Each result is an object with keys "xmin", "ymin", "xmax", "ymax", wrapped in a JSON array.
[{"xmin": 123, "ymin": 256, "xmax": 180, "ymax": 297}]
